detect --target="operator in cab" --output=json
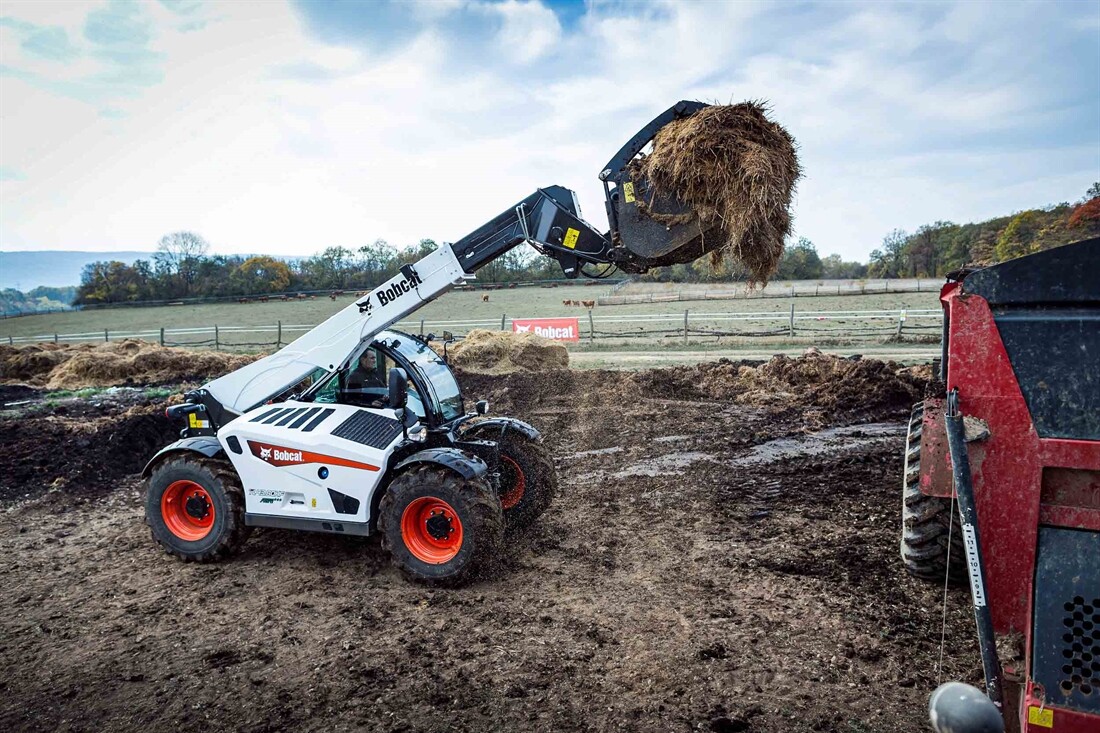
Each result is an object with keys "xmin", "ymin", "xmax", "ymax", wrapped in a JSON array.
[{"xmin": 346, "ymin": 348, "xmax": 385, "ymax": 393}]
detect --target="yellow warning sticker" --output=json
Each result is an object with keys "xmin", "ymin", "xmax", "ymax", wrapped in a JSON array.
[
  {"xmin": 311, "ymin": 497, "xmax": 317, "ymax": 508},
  {"xmin": 1027, "ymin": 706, "xmax": 1053, "ymax": 728},
  {"xmin": 188, "ymin": 413, "xmax": 208, "ymax": 429},
  {"xmin": 623, "ymin": 181, "xmax": 636, "ymax": 203},
  {"xmin": 563, "ymin": 227, "xmax": 580, "ymax": 249}
]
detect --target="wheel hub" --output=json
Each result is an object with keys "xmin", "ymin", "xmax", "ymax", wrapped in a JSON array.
[
  {"xmin": 185, "ymin": 493, "xmax": 211, "ymax": 520},
  {"xmin": 425, "ymin": 510, "xmax": 453, "ymax": 540},
  {"xmin": 400, "ymin": 497, "xmax": 464, "ymax": 565}
]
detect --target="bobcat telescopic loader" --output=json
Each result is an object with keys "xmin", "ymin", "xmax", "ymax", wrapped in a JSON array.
[{"xmin": 143, "ymin": 101, "xmax": 713, "ymax": 584}]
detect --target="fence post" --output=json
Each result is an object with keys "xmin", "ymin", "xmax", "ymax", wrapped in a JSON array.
[
  {"xmin": 160, "ymin": 327, "xmax": 165, "ymax": 347},
  {"xmin": 789, "ymin": 303, "xmax": 795, "ymax": 337},
  {"xmin": 896, "ymin": 310, "xmax": 906, "ymax": 339},
  {"xmin": 54, "ymin": 333, "xmax": 58, "ymax": 344},
  {"xmin": 104, "ymin": 329, "xmax": 109, "ymax": 342},
  {"xmin": 501, "ymin": 314, "xmax": 506, "ymax": 331},
  {"xmin": 276, "ymin": 320, "xmax": 282, "ymax": 349},
  {"xmin": 683, "ymin": 310, "xmax": 689, "ymax": 345},
  {"xmin": 215, "ymin": 325, "xmax": 220, "ymax": 351},
  {"xmin": 7, "ymin": 335, "xmax": 11, "ymax": 345},
  {"xmin": 588, "ymin": 309, "xmax": 595, "ymax": 345},
  {"xmin": 420, "ymin": 319, "xmax": 425, "ymax": 337}
]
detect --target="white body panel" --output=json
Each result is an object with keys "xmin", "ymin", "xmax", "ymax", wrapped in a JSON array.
[
  {"xmin": 205, "ymin": 246, "xmax": 470, "ymax": 414},
  {"xmin": 219, "ymin": 400, "xmax": 410, "ymax": 525}
]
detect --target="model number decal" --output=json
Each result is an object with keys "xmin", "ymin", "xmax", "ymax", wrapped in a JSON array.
[{"xmin": 961, "ymin": 524, "xmax": 986, "ymax": 607}]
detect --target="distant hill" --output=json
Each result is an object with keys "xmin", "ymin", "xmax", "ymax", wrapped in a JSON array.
[{"xmin": 0, "ymin": 250, "xmax": 153, "ymax": 289}]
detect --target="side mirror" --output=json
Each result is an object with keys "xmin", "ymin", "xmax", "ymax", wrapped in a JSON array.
[
  {"xmin": 443, "ymin": 330, "xmax": 454, "ymax": 342},
  {"xmin": 475, "ymin": 400, "xmax": 489, "ymax": 416},
  {"xmin": 388, "ymin": 367, "xmax": 408, "ymax": 411}
]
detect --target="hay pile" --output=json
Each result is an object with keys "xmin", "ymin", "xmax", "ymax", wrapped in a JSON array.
[
  {"xmin": 448, "ymin": 329, "xmax": 569, "ymax": 374},
  {"xmin": 696, "ymin": 348, "xmax": 923, "ymax": 412},
  {"xmin": 634, "ymin": 101, "xmax": 800, "ymax": 283},
  {"xmin": 0, "ymin": 340, "xmax": 256, "ymax": 390}
]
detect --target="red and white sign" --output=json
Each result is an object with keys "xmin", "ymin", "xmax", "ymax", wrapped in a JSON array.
[{"xmin": 512, "ymin": 317, "xmax": 580, "ymax": 342}]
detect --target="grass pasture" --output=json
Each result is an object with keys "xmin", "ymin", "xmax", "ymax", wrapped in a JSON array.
[{"xmin": 1, "ymin": 282, "xmax": 941, "ymax": 356}]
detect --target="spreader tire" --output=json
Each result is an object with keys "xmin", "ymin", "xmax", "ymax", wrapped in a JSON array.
[
  {"xmin": 380, "ymin": 465, "xmax": 503, "ymax": 586},
  {"xmin": 900, "ymin": 404, "xmax": 965, "ymax": 584},
  {"xmin": 496, "ymin": 436, "xmax": 557, "ymax": 531},
  {"xmin": 145, "ymin": 455, "xmax": 250, "ymax": 562}
]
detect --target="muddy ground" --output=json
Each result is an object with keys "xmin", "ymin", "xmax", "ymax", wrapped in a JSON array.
[{"xmin": 0, "ymin": 363, "xmax": 979, "ymax": 732}]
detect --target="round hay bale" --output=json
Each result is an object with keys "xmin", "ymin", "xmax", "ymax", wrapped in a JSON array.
[{"xmin": 448, "ymin": 330, "xmax": 569, "ymax": 374}]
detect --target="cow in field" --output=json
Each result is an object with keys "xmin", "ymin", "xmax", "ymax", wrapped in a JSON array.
[
  {"xmin": 582, "ymin": 300, "xmax": 595, "ymax": 309},
  {"xmin": 481, "ymin": 294, "xmax": 490, "ymax": 302}
]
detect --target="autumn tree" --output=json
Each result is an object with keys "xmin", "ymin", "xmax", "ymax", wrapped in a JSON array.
[
  {"xmin": 236, "ymin": 256, "xmax": 291, "ymax": 294},
  {"xmin": 995, "ymin": 210, "xmax": 1042, "ymax": 261}
]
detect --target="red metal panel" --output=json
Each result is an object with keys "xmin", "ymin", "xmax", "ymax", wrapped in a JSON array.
[
  {"xmin": 943, "ymin": 286, "xmax": 1043, "ymax": 636},
  {"xmin": 935, "ymin": 284, "xmax": 1100, "ymax": 732},
  {"xmin": 919, "ymin": 398, "xmax": 955, "ymax": 498}
]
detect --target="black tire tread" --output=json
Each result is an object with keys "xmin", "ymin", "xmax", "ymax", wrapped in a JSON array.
[
  {"xmin": 378, "ymin": 464, "xmax": 503, "ymax": 587},
  {"xmin": 498, "ymin": 435, "xmax": 557, "ymax": 530},
  {"xmin": 900, "ymin": 404, "xmax": 966, "ymax": 584},
  {"xmin": 146, "ymin": 455, "xmax": 250, "ymax": 563}
]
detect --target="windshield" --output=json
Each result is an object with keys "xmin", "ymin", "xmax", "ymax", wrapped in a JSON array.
[{"xmin": 388, "ymin": 334, "xmax": 464, "ymax": 421}]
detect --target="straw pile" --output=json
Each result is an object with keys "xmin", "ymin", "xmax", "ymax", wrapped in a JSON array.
[
  {"xmin": 0, "ymin": 340, "xmax": 256, "ymax": 389},
  {"xmin": 448, "ymin": 330, "xmax": 569, "ymax": 374},
  {"xmin": 634, "ymin": 101, "xmax": 800, "ymax": 283}
]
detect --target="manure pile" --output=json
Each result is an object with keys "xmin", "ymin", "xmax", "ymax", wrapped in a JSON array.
[
  {"xmin": 0, "ymin": 340, "xmax": 257, "ymax": 390},
  {"xmin": 448, "ymin": 329, "xmax": 569, "ymax": 374},
  {"xmin": 634, "ymin": 101, "xmax": 800, "ymax": 282}
]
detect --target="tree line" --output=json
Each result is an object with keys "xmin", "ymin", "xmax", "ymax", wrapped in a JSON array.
[
  {"xmin": 75, "ymin": 234, "xmax": 564, "ymax": 306},
  {"xmin": 72, "ymin": 186, "xmax": 1100, "ymax": 305}
]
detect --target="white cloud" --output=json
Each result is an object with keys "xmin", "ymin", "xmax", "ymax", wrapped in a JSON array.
[{"xmin": 0, "ymin": 0, "xmax": 1096, "ymax": 265}]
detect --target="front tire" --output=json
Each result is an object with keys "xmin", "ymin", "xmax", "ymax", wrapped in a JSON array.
[
  {"xmin": 379, "ymin": 465, "xmax": 503, "ymax": 586},
  {"xmin": 496, "ymin": 436, "xmax": 557, "ymax": 530},
  {"xmin": 145, "ymin": 455, "xmax": 250, "ymax": 562},
  {"xmin": 900, "ymin": 404, "xmax": 965, "ymax": 584}
]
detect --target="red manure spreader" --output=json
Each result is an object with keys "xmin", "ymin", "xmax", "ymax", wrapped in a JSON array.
[{"xmin": 908, "ymin": 239, "xmax": 1099, "ymax": 733}]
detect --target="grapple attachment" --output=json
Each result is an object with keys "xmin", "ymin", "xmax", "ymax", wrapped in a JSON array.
[{"xmin": 600, "ymin": 100, "xmax": 714, "ymax": 271}]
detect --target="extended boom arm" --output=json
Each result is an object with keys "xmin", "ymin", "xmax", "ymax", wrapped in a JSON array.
[{"xmin": 194, "ymin": 100, "xmax": 713, "ymax": 421}]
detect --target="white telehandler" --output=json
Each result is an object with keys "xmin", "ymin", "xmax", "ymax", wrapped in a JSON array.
[{"xmin": 143, "ymin": 101, "xmax": 712, "ymax": 584}]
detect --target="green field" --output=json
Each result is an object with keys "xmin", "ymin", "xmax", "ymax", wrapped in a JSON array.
[{"xmin": 1, "ymin": 283, "xmax": 940, "ymax": 355}]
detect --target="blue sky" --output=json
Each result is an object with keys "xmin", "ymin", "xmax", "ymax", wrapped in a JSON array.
[{"xmin": 1, "ymin": 0, "xmax": 1097, "ymax": 263}]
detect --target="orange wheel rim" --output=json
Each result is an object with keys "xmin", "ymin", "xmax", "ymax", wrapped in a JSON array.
[
  {"xmin": 161, "ymin": 480, "xmax": 215, "ymax": 541},
  {"xmin": 400, "ymin": 497, "xmax": 463, "ymax": 564},
  {"xmin": 499, "ymin": 455, "xmax": 526, "ymax": 510}
]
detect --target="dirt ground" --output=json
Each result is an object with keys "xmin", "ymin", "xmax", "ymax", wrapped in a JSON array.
[{"xmin": 0, "ymin": 359, "xmax": 979, "ymax": 732}]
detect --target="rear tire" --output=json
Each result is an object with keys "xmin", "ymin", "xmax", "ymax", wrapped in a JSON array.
[
  {"xmin": 496, "ymin": 436, "xmax": 557, "ymax": 530},
  {"xmin": 145, "ymin": 455, "xmax": 250, "ymax": 562},
  {"xmin": 380, "ymin": 465, "xmax": 503, "ymax": 586},
  {"xmin": 900, "ymin": 404, "xmax": 965, "ymax": 584}
]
